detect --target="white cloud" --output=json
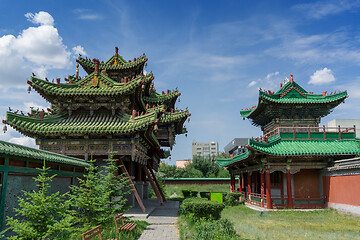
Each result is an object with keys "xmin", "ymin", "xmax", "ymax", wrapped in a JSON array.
[
  {"xmin": 72, "ymin": 45, "xmax": 87, "ymax": 56},
  {"xmin": 8, "ymin": 136, "xmax": 37, "ymax": 148},
  {"xmin": 248, "ymin": 80, "xmax": 256, "ymax": 87},
  {"xmin": 25, "ymin": 11, "xmax": 54, "ymax": 26},
  {"xmin": 73, "ymin": 9, "xmax": 102, "ymax": 20},
  {"xmin": 0, "ymin": 11, "xmax": 71, "ymax": 84},
  {"xmin": 309, "ymin": 67, "xmax": 335, "ymax": 85},
  {"xmin": 266, "ymin": 71, "xmax": 279, "ymax": 80},
  {"xmin": 293, "ymin": 0, "xmax": 360, "ymax": 19}
]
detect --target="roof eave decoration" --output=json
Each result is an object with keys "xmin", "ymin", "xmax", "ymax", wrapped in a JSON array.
[
  {"xmin": 27, "ymin": 73, "xmax": 154, "ymax": 100},
  {"xmin": 0, "ymin": 140, "xmax": 89, "ymax": 167},
  {"xmin": 240, "ymin": 75, "xmax": 348, "ymax": 121}
]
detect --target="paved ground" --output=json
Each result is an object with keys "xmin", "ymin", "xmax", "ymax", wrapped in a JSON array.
[{"xmin": 125, "ymin": 199, "xmax": 179, "ymax": 240}]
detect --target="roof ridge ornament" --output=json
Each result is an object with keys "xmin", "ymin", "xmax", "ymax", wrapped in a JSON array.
[{"xmin": 290, "ymin": 74, "xmax": 294, "ymax": 83}]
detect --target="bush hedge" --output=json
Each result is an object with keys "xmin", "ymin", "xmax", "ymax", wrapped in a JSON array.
[
  {"xmin": 224, "ymin": 192, "xmax": 242, "ymax": 206},
  {"xmin": 181, "ymin": 197, "xmax": 225, "ymax": 220},
  {"xmin": 199, "ymin": 191, "xmax": 210, "ymax": 199},
  {"xmin": 181, "ymin": 189, "xmax": 199, "ymax": 198}
]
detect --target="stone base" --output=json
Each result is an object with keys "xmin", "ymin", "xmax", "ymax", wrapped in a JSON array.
[{"xmin": 328, "ymin": 202, "xmax": 360, "ymax": 216}]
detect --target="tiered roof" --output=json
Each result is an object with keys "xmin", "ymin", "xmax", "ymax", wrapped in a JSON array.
[
  {"xmin": 216, "ymin": 75, "xmax": 357, "ymax": 168},
  {"xmin": 240, "ymin": 76, "xmax": 348, "ymax": 126},
  {"xmin": 4, "ymin": 47, "xmax": 189, "ymax": 151}
]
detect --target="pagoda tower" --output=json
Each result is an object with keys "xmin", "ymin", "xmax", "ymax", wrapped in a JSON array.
[
  {"xmin": 3, "ymin": 47, "xmax": 190, "ymax": 211},
  {"xmin": 216, "ymin": 75, "xmax": 360, "ymax": 209}
]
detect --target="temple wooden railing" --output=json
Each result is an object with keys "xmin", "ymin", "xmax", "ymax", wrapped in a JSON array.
[
  {"xmin": 254, "ymin": 126, "xmax": 356, "ymax": 143},
  {"xmin": 271, "ymin": 195, "xmax": 326, "ymax": 209}
]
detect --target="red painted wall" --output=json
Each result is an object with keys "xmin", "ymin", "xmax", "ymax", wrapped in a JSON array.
[
  {"xmin": 294, "ymin": 169, "xmax": 320, "ymax": 196},
  {"xmin": 323, "ymin": 175, "xmax": 360, "ymax": 206}
]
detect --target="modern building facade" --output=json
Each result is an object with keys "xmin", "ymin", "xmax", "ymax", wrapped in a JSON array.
[
  {"xmin": 326, "ymin": 119, "xmax": 360, "ymax": 137},
  {"xmin": 192, "ymin": 141, "xmax": 218, "ymax": 157},
  {"xmin": 216, "ymin": 75, "xmax": 360, "ymax": 212},
  {"xmin": 224, "ymin": 138, "xmax": 249, "ymax": 157}
]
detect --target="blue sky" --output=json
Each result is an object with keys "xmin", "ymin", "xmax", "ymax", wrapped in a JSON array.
[{"xmin": 1, "ymin": 0, "xmax": 360, "ymax": 164}]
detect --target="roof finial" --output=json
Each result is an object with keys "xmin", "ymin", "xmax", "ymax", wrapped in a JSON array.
[
  {"xmin": 76, "ymin": 63, "xmax": 79, "ymax": 78},
  {"xmin": 290, "ymin": 74, "xmax": 294, "ymax": 83},
  {"xmin": 115, "ymin": 46, "xmax": 118, "ymax": 57},
  {"xmin": 94, "ymin": 59, "xmax": 99, "ymax": 74}
]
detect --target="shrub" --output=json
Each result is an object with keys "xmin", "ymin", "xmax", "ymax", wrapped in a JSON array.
[
  {"xmin": 224, "ymin": 192, "xmax": 242, "ymax": 206},
  {"xmin": 182, "ymin": 189, "xmax": 198, "ymax": 198},
  {"xmin": 200, "ymin": 191, "xmax": 210, "ymax": 199},
  {"xmin": 181, "ymin": 189, "xmax": 191, "ymax": 198},
  {"xmin": 194, "ymin": 218, "xmax": 238, "ymax": 240},
  {"xmin": 181, "ymin": 198, "xmax": 225, "ymax": 220}
]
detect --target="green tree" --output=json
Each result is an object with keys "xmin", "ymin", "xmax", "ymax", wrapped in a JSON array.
[
  {"xmin": 158, "ymin": 162, "xmax": 177, "ymax": 178},
  {"xmin": 6, "ymin": 161, "xmax": 73, "ymax": 240},
  {"xmin": 102, "ymin": 154, "xmax": 131, "ymax": 216},
  {"xmin": 190, "ymin": 155, "xmax": 219, "ymax": 177},
  {"xmin": 70, "ymin": 158, "xmax": 109, "ymax": 227}
]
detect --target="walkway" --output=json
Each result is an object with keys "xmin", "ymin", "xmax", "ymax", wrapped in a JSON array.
[{"xmin": 124, "ymin": 199, "xmax": 179, "ymax": 240}]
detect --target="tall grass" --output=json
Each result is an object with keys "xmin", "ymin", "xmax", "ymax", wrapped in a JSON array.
[{"xmin": 222, "ymin": 205, "xmax": 360, "ymax": 240}]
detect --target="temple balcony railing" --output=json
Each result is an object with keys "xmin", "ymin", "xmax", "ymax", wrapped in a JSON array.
[
  {"xmin": 253, "ymin": 126, "xmax": 356, "ymax": 143},
  {"xmin": 271, "ymin": 195, "xmax": 326, "ymax": 209}
]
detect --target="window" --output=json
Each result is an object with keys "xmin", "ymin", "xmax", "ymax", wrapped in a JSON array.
[{"xmin": 197, "ymin": 147, "xmax": 201, "ymax": 150}]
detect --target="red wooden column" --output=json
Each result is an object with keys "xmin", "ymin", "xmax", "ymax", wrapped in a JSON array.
[
  {"xmin": 260, "ymin": 170, "xmax": 265, "ymax": 208},
  {"xmin": 238, "ymin": 175, "xmax": 242, "ymax": 193},
  {"xmin": 286, "ymin": 167, "xmax": 293, "ymax": 208},
  {"xmin": 280, "ymin": 172, "xmax": 284, "ymax": 205},
  {"xmin": 265, "ymin": 168, "xmax": 272, "ymax": 209},
  {"xmin": 230, "ymin": 174, "xmax": 235, "ymax": 193},
  {"xmin": 247, "ymin": 172, "xmax": 251, "ymax": 201}
]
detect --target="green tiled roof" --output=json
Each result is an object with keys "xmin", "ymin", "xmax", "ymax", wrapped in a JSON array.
[
  {"xmin": 248, "ymin": 137, "xmax": 360, "ymax": 156},
  {"xmin": 0, "ymin": 140, "xmax": 89, "ymax": 167},
  {"xmin": 143, "ymin": 90, "xmax": 180, "ymax": 104},
  {"xmin": 78, "ymin": 55, "xmax": 147, "ymax": 74},
  {"xmin": 29, "ymin": 73, "xmax": 154, "ymax": 100},
  {"xmin": 5, "ymin": 106, "xmax": 189, "ymax": 138},
  {"xmin": 240, "ymin": 80, "xmax": 348, "ymax": 118},
  {"xmin": 216, "ymin": 138, "xmax": 360, "ymax": 167},
  {"xmin": 215, "ymin": 150, "xmax": 251, "ymax": 167}
]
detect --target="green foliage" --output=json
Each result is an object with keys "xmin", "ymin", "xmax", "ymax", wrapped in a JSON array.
[
  {"xmin": 175, "ymin": 166, "xmax": 203, "ymax": 178},
  {"xmin": 158, "ymin": 163, "xmax": 177, "ymax": 178},
  {"xmin": 70, "ymin": 158, "xmax": 109, "ymax": 227},
  {"xmin": 189, "ymin": 155, "xmax": 219, "ymax": 177},
  {"xmin": 199, "ymin": 191, "xmax": 210, "ymax": 199},
  {"xmin": 181, "ymin": 197, "xmax": 225, "ymax": 220},
  {"xmin": 159, "ymin": 153, "xmax": 231, "ymax": 179},
  {"xmin": 217, "ymin": 168, "xmax": 230, "ymax": 177},
  {"xmin": 194, "ymin": 218, "xmax": 238, "ymax": 240},
  {"xmin": 223, "ymin": 192, "xmax": 242, "ymax": 206},
  {"xmin": 181, "ymin": 189, "xmax": 198, "ymax": 198},
  {"xmin": 6, "ymin": 161, "xmax": 73, "ymax": 240}
]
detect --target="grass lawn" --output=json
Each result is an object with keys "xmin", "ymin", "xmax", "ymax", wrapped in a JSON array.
[
  {"xmin": 222, "ymin": 205, "xmax": 360, "ymax": 240},
  {"xmin": 165, "ymin": 184, "xmax": 230, "ymax": 197}
]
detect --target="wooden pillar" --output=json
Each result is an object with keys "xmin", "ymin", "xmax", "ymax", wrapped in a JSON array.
[
  {"xmin": 280, "ymin": 172, "xmax": 284, "ymax": 205},
  {"xmin": 0, "ymin": 157, "xmax": 9, "ymax": 228},
  {"xmin": 142, "ymin": 165, "xmax": 164, "ymax": 205},
  {"xmin": 147, "ymin": 163, "xmax": 166, "ymax": 202},
  {"xmin": 118, "ymin": 160, "xmax": 146, "ymax": 213},
  {"xmin": 286, "ymin": 167, "xmax": 293, "ymax": 208},
  {"xmin": 247, "ymin": 172, "xmax": 251, "ymax": 200},
  {"xmin": 238, "ymin": 175, "xmax": 242, "ymax": 193},
  {"xmin": 265, "ymin": 168, "xmax": 272, "ymax": 209},
  {"xmin": 230, "ymin": 174, "xmax": 235, "ymax": 193},
  {"xmin": 260, "ymin": 170, "xmax": 265, "ymax": 208}
]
